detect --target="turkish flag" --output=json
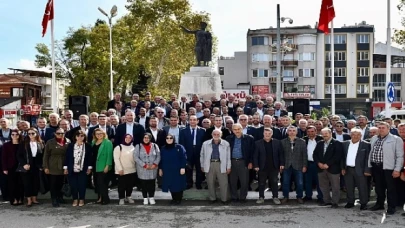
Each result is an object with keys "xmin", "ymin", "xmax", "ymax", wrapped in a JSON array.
[
  {"xmin": 318, "ymin": 0, "xmax": 335, "ymax": 34},
  {"xmin": 42, "ymin": 0, "xmax": 54, "ymax": 37}
]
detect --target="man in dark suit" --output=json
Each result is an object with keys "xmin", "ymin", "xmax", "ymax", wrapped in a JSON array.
[
  {"xmin": 255, "ymin": 115, "xmax": 282, "ymax": 141},
  {"xmin": 0, "ymin": 118, "xmax": 12, "ymax": 142},
  {"xmin": 135, "ymin": 108, "xmax": 150, "ymax": 129},
  {"xmin": 126, "ymin": 100, "xmax": 141, "ymax": 116},
  {"xmin": 280, "ymin": 126, "xmax": 307, "ymax": 204},
  {"xmin": 313, "ymin": 128, "xmax": 344, "ymax": 208},
  {"xmin": 303, "ymin": 126, "xmax": 323, "ymax": 203},
  {"xmin": 225, "ymin": 123, "xmax": 255, "ymax": 203},
  {"xmin": 274, "ymin": 102, "xmax": 288, "ymax": 117},
  {"xmin": 179, "ymin": 96, "xmax": 191, "ymax": 112},
  {"xmin": 253, "ymin": 127, "xmax": 284, "ymax": 204},
  {"xmin": 237, "ymin": 99, "xmax": 252, "ymax": 116},
  {"xmin": 114, "ymin": 110, "xmax": 145, "ymax": 147},
  {"xmin": 198, "ymin": 108, "xmax": 211, "ymax": 127},
  {"xmin": 341, "ymin": 129, "xmax": 371, "ymax": 210},
  {"xmin": 107, "ymin": 93, "xmax": 123, "ymax": 110},
  {"xmin": 332, "ymin": 121, "xmax": 351, "ymax": 142},
  {"xmin": 162, "ymin": 116, "xmax": 184, "ymax": 144},
  {"xmin": 145, "ymin": 117, "xmax": 167, "ymax": 148},
  {"xmin": 203, "ymin": 116, "xmax": 230, "ymax": 141},
  {"xmin": 36, "ymin": 117, "xmax": 55, "ymax": 143},
  {"xmin": 67, "ymin": 114, "xmax": 89, "ymax": 141},
  {"xmin": 87, "ymin": 114, "xmax": 115, "ymax": 143},
  {"xmin": 179, "ymin": 115, "xmax": 205, "ymax": 189}
]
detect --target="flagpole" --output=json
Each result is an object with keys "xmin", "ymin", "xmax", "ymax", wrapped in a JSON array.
[
  {"xmin": 385, "ymin": 0, "xmax": 392, "ymax": 117},
  {"xmin": 331, "ymin": 19, "xmax": 335, "ymax": 115},
  {"xmin": 51, "ymin": 13, "xmax": 57, "ymax": 113}
]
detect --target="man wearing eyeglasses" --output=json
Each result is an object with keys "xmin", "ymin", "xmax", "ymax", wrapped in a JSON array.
[
  {"xmin": 204, "ymin": 116, "xmax": 230, "ymax": 142},
  {"xmin": 155, "ymin": 107, "xmax": 170, "ymax": 129},
  {"xmin": 87, "ymin": 114, "xmax": 115, "ymax": 142},
  {"xmin": 251, "ymin": 101, "xmax": 266, "ymax": 120}
]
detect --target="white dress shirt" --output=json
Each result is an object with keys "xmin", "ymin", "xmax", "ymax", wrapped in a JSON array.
[
  {"xmin": 256, "ymin": 108, "xmax": 264, "ymax": 119},
  {"xmin": 335, "ymin": 133, "xmax": 344, "ymax": 142},
  {"xmin": 138, "ymin": 117, "xmax": 146, "ymax": 128},
  {"xmin": 126, "ymin": 123, "xmax": 134, "ymax": 136},
  {"xmin": 150, "ymin": 128, "xmax": 158, "ymax": 141},
  {"xmin": 196, "ymin": 111, "xmax": 203, "ymax": 119},
  {"xmin": 307, "ymin": 138, "xmax": 317, "ymax": 161},
  {"xmin": 30, "ymin": 142, "xmax": 38, "ymax": 157},
  {"xmin": 359, "ymin": 127, "xmax": 366, "ymax": 140},
  {"xmin": 80, "ymin": 126, "xmax": 89, "ymax": 135},
  {"xmin": 346, "ymin": 141, "xmax": 359, "ymax": 167}
]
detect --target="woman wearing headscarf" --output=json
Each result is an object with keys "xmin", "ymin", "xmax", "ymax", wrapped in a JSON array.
[
  {"xmin": 64, "ymin": 130, "xmax": 92, "ymax": 207},
  {"xmin": 159, "ymin": 134, "xmax": 187, "ymax": 205},
  {"xmin": 134, "ymin": 133, "xmax": 160, "ymax": 205},
  {"xmin": 113, "ymin": 134, "xmax": 136, "ymax": 205},
  {"xmin": 43, "ymin": 128, "xmax": 70, "ymax": 207},
  {"xmin": 17, "ymin": 127, "xmax": 44, "ymax": 207},
  {"xmin": 2, "ymin": 129, "xmax": 24, "ymax": 206}
]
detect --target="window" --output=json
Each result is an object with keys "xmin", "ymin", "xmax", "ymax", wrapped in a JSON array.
[
  {"xmin": 252, "ymin": 53, "xmax": 270, "ymax": 62},
  {"xmin": 285, "ymin": 37, "xmax": 294, "ymax": 44},
  {"xmin": 12, "ymin": 88, "xmax": 23, "ymax": 97},
  {"xmin": 373, "ymin": 73, "xmax": 402, "ymax": 87},
  {"xmin": 28, "ymin": 89, "xmax": 34, "ymax": 97},
  {"xmin": 325, "ymin": 84, "xmax": 346, "ymax": 94},
  {"xmin": 283, "ymin": 70, "xmax": 294, "ymax": 77},
  {"xmin": 298, "ymin": 85, "xmax": 316, "ymax": 94},
  {"xmin": 252, "ymin": 36, "xmax": 269, "ymax": 46},
  {"xmin": 325, "ymin": 68, "xmax": 346, "ymax": 77},
  {"xmin": 325, "ymin": 34, "xmax": 347, "ymax": 44},
  {"xmin": 326, "ymin": 52, "xmax": 346, "ymax": 61},
  {"xmin": 252, "ymin": 69, "xmax": 269, "ymax": 77},
  {"xmin": 219, "ymin": 67, "xmax": 224, "ymax": 75},
  {"xmin": 357, "ymin": 34, "xmax": 370, "ymax": 43},
  {"xmin": 357, "ymin": 67, "xmax": 369, "ymax": 77},
  {"xmin": 357, "ymin": 84, "xmax": 369, "ymax": 94},
  {"xmin": 298, "ymin": 52, "xmax": 315, "ymax": 61},
  {"xmin": 357, "ymin": 51, "xmax": 369, "ymax": 60},
  {"xmin": 299, "ymin": 69, "xmax": 315, "ymax": 77}
]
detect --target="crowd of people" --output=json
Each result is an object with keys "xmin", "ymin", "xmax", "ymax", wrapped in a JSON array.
[{"xmin": 0, "ymin": 92, "xmax": 404, "ymax": 216}]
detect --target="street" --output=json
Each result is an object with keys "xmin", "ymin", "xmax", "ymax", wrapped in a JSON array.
[{"xmin": 0, "ymin": 200, "xmax": 404, "ymax": 228}]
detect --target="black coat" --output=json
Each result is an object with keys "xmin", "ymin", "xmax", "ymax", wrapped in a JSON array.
[
  {"xmin": 225, "ymin": 134, "xmax": 255, "ymax": 167},
  {"xmin": 114, "ymin": 122, "xmax": 145, "ymax": 147},
  {"xmin": 64, "ymin": 143, "xmax": 93, "ymax": 174},
  {"xmin": 255, "ymin": 126, "xmax": 282, "ymax": 141},
  {"xmin": 87, "ymin": 125, "xmax": 115, "ymax": 143},
  {"xmin": 253, "ymin": 138, "xmax": 284, "ymax": 170},
  {"xmin": 17, "ymin": 141, "xmax": 44, "ymax": 169},
  {"xmin": 332, "ymin": 133, "xmax": 351, "ymax": 141},
  {"xmin": 145, "ymin": 128, "xmax": 167, "ymax": 148},
  {"xmin": 313, "ymin": 138, "xmax": 344, "ymax": 174}
]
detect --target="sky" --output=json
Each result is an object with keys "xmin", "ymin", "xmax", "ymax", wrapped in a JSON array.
[{"xmin": 0, "ymin": 0, "xmax": 403, "ymax": 73}]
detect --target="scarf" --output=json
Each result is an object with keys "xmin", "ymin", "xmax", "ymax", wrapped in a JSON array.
[
  {"xmin": 56, "ymin": 137, "xmax": 65, "ymax": 146},
  {"xmin": 143, "ymin": 143, "xmax": 152, "ymax": 155}
]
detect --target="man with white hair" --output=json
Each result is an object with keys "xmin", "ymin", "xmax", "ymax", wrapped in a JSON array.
[
  {"xmin": 0, "ymin": 118, "xmax": 11, "ymax": 141},
  {"xmin": 341, "ymin": 128, "xmax": 371, "ymax": 210},
  {"xmin": 274, "ymin": 102, "xmax": 287, "ymax": 117},
  {"xmin": 200, "ymin": 129, "xmax": 231, "ymax": 204},
  {"xmin": 297, "ymin": 119, "xmax": 308, "ymax": 138},
  {"xmin": 48, "ymin": 113, "xmax": 60, "ymax": 129},
  {"xmin": 313, "ymin": 128, "xmax": 344, "ymax": 208},
  {"xmin": 155, "ymin": 107, "xmax": 170, "ymax": 129},
  {"xmin": 64, "ymin": 109, "xmax": 79, "ymax": 128}
]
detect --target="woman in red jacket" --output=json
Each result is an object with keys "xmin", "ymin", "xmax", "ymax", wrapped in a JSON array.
[{"xmin": 1, "ymin": 129, "xmax": 24, "ymax": 206}]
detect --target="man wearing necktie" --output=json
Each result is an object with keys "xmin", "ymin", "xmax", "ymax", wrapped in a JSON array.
[{"xmin": 179, "ymin": 115, "xmax": 206, "ymax": 189}]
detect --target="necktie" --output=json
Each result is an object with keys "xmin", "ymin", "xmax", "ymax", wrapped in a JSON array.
[
  {"xmin": 40, "ymin": 129, "xmax": 45, "ymax": 139},
  {"xmin": 191, "ymin": 128, "xmax": 195, "ymax": 145}
]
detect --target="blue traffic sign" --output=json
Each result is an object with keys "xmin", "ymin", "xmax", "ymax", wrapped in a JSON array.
[{"xmin": 387, "ymin": 82, "xmax": 395, "ymax": 103}]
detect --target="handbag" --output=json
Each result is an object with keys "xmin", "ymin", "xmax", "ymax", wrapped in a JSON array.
[{"xmin": 61, "ymin": 176, "xmax": 71, "ymax": 197}]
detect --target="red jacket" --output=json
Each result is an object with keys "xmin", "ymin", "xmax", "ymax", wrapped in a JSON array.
[{"xmin": 1, "ymin": 142, "xmax": 19, "ymax": 171}]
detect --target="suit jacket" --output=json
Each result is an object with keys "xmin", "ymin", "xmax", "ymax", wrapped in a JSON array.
[
  {"xmin": 342, "ymin": 140, "xmax": 371, "ymax": 175},
  {"xmin": 251, "ymin": 107, "xmax": 267, "ymax": 116},
  {"xmin": 390, "ymin": 127, "xmax": 399, "ymax": 136},
  {"xmin": 297, "ymin": 128, "xmax": 307, "ymax": 138},
  {"xmin": 280, "ymin": 137, "xmax": 307, "ymax": 170},
  {"xmin": 313, "ymin": 138, "xmax": 344, "ymax": 174},
  {"xmin": 146, "ymin": 128, "xmax": 167, "ymax": 148},
  {"xmin": 135, "ymin": 116, "xmax": 150, "ymax": 129},
  {"xmin": 37, "ymin": 127, "xmax": 55, "ymax": 143},
  {"xmin": 203, "ymin": 126, "xmax": 231, "ymax": 142},
  {"xmin": 303, "ymin": 135, "xmax": 323, "ymax": 144},
  {"xmin": 255, "ymin": 126, "xmax": 282, "ymax": 141},
  {"xmin": 179, "ymin": 126, "xmax": 205, "ymax": 161},
  {"xmin": 162, "ymin": 125, "xmax": 185, "ymax": 135},
  {"xmin": 225, "ymin": 134, "xmax": 255, "ymax": 167},
  {"xmin": 200, "ymin": 139, "xmax": 231, "ymax": 173},
  {"xmin": 17, "ymin": 141, "xmax": 44, "ymax": 169},
  {"xmin": 244, "ymin": 126, "xmax": 257, "ymax": 140},
  {"xmin": 237, "ymin": 106, "xmax": 252, "ymax": 115},
  {"xmin": 356, "ymin": 126, "xmax": 370, "ymax": 140},
  {"xmin": 179, "ymin": 101, "xmax": 191, "ymax": 112},
  {"xmin": 332, "ymin": 132, "xmax": 351, "ymax": 141},
  {"xmin": 253, "ymin": 138, "xmax": 284, "ymax": 170},
  {"xmin": 0, "ymin": 128, "xmax": 11, "ymax": 142},
  {"xmin": 274, "ymin": 109, "xmax": 288, "ymax": 117},
  {"xmin": 114, "ymin": 122, "xmax": 146, "ymax": 147},
  {"xmin": 368, "ymin": 134, "xmax": 404, "ymax": 171},
  {"xmin": 87, "ymin": 125, "xmax": 115, "ymax": 143},
  {"xmin": 126, "ymin": 106, "xmax": 141, "ymax": 116},
  {"xmin": 64, "ymin": 143, "xmax": 93, "ymax": 174}
]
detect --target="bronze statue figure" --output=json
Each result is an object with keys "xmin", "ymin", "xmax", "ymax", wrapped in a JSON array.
[{"xmin": 181, "ymin": 22, "xmax": 212, "ymax": 66}]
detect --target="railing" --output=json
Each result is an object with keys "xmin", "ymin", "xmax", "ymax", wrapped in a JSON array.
[
  {"xmin": 269, "ymin": 60, "xmax": 298, "ymax": 67},
  {"xmin": 373, "ymin": 97, "xmax": 401, "ymax": 102},
  {"xmin": 372, "ymin": 82, "xmax": 401, "ymax": 87}
]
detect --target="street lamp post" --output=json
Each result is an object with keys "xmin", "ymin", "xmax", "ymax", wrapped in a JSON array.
[
  {"xmin": 98, "ymin": 5, "xmax": 118, "ymax": 100},
  {"xmin": 276, "ymin": 4, "xmax": 293, "ymax": 102}
]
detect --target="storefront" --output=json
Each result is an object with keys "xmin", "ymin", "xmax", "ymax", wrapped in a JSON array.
[
  {"xmin": 371, "ymin": 102, "xmax": 403, "ymax": 118},
  {"xmin": 21, "ymin": 104, "xmax": 42, "ymax": 127}
]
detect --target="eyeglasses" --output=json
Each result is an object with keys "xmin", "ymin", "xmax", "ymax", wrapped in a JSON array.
[
  {"xmin": 157, "ymin": 112, "xmax": 164, "ymax": 114},
  {"xmin": 226, "ymin": 122, "xmax": 233, "ymax": 124},
  {"xmin": 166, "ymin": 137, "xmax": 173, "ymax": 140},
  {"xmin": 336, "ymin": 125, "xmax": 343, "ymax": 128},
  {"xmin": 239, "ymin": 119, "xmax": 247, "ymax": 121},
  {"xmin": 202, "ymin": 122, "xmax": 210, "ymax": 124},
  {"xmin": 28, "ymin": 132, "xmax": 36, "ymax": 136},
  {"xmin": 11, "ymin": 133, "xmax": 19, "ymax": 136},
  {"xmin": 77, "ymin": 134, "xmax": 85, "ymax": 137},
  {"xmin": 55, "ymin": 132, "xmax": 65, "ymax": 135}
]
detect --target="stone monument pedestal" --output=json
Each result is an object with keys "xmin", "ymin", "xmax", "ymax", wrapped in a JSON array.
[{"xmin": 178, "ymin": 66, "xmax": 222, "ymax": 101}]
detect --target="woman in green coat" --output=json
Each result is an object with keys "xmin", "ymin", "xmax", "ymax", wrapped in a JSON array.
[
  {"xmin": 92, "ymin": 128, "xmax": 113, "ymax": 205},
  {"xmin": 43, "ymin": 128, "xmax": 70, "ymax": 207}
]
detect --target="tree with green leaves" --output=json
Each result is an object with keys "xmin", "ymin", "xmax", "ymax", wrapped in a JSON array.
[{"xmin": 35, "ymin": 0, "xmax": 214, "ymax": 111}]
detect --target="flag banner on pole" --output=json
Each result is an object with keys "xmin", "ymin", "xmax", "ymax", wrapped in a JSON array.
[
  {"xmin": 318, "ymin": 0, "xmax": 335, "ymax": 34},
  {"xmin": 42, "ymin": 0, "xmax": 54, "ymax": 37}
]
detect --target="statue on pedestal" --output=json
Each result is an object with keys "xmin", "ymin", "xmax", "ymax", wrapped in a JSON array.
[{"xmin": 180, "ymin": 22, "xmax": 212, "ymax": 66}]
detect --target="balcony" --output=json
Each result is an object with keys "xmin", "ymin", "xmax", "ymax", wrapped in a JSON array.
[
  {"xmin": 270, "ymin": 43, "xmax": 298, "ymax": 53},
  {"xmin": 269, "ymin": 60, "xmax": 298, "ymax": 67},
  {"xmin": 269, "ymin": 77, "xmax": 297, "ymax": 83}
]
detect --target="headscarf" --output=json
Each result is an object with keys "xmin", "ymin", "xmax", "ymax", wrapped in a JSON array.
[
  {"xmin": 121, "ymin": 134, "xmax": 133, "ymax": 146},
  {"xmin": 165, "ymin": 133, "xmax": 176, "ymax": 149},
  {"xmin": 142, "ymin": 133, "xmax": 152, "ymax": 145}
]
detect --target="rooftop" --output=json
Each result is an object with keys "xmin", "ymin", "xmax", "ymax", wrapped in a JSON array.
[
  {"xmin": 0, "ymin": 74, "xmax": 42, "ymax": 86},
  {"xmin": 8, "ymin": 68, "xmax": 51, "ymax": 78}
]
